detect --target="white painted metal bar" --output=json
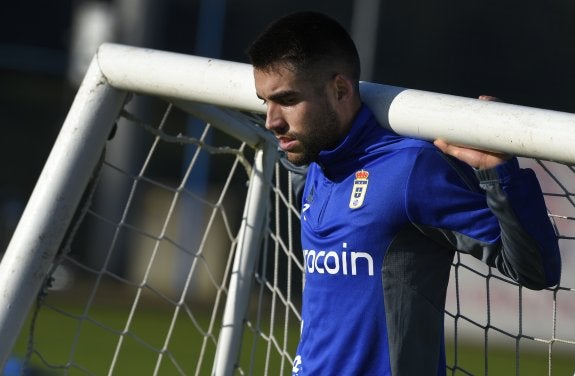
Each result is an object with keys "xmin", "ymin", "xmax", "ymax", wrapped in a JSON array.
[
  {"xmin": 0, "ymin": 57, "xmax": 126, "ymax": 368},
  {"xmin": 172, "ymin": 99, "xmax": 276, "ymax": 149},
  {"xmin": 211, "ymin": 141, "xmax": 278, "ymax": 376},
  {"xmin": 97, "ymin": 43, "xmax": 263, "ymax": 114},
  {"xmin": 97, "ymin": 43, "xmax": 575, "ymax": 164},
  {"xmin": 360, "ymin": 82, "xmax": 575, "ymax": 164},
  {"xmin": 170, "ymin": 101, "xmax": 277, "ymax": 374}
]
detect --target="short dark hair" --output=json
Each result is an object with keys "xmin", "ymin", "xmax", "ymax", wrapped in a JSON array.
[{"xmin": 247, "ymin": 11, "xmax": 360, "ymax": 82}]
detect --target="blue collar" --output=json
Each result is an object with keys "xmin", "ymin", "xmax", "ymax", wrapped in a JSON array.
[{"xmin": 316, "ymin": 104, "xmax": 378, "ymax": 178}]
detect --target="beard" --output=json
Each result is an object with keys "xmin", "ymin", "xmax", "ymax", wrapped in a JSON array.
[{"xmin": 285, "ymin": 101, "xmax": 342, "ymax": 166}]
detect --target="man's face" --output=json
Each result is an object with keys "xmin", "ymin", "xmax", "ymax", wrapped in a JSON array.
[{"xmin": 254, "ymin": 65, "xmax": 343, "ymax": 166}]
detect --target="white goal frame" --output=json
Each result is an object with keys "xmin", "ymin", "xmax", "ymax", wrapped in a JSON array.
[{"xmin": 1, "ymin": 43, "xmax": 574, "ymax": 374}]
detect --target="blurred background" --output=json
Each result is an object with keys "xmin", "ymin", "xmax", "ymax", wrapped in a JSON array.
[
  {"xmin": 1, "ymin": 1, "xmax": 574, "ymax": 374},
  {"xmin": 1, "ymin": 0, "xmax": 574, "ymax": 250}
]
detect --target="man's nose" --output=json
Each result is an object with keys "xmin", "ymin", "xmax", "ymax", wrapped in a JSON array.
[{"xmin": 265, "ymin": 103, "xmax": 286, "ymax": 133}]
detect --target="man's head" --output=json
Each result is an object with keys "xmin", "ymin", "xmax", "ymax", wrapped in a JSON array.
[
  {"xmin": 247, "ymin": 11, "xmax": 362, "ymax": 165},
  {"xmin": 247, "ymin": 11, "xmax": 360, "ymax": 85}
]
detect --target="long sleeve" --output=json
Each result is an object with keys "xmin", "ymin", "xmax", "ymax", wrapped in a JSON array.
[
  {"xmin": 474, "ymin": 158, "xmax": 561, "ymax": 289},
  {"xmin": 406, "ymin": 149, "xmax": 562, "ymax": 290}
]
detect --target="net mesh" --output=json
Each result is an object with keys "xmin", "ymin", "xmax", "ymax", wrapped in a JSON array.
[
  {"xmin": 12, "ymin": 92, "xmax": 575, "ymax": 375},
  {"xmin": 17, "ymin": 95, "xmax": 301, "ymax": 375},
  {"xmin": 445, "ymin": 159, "xmax": 575, "ymax": 375}
]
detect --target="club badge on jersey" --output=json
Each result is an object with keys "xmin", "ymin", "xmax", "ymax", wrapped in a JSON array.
[{"xmin": 349, "ymin": 170, "xmax": 369, "ymax": 209}]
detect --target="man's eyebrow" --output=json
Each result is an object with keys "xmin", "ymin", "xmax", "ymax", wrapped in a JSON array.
[{"xmin": 267, "ymin": 90, "xmax": 299, "ymax": 102}]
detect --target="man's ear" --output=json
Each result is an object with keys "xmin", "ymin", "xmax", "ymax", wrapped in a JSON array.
[{"xmin": 333, "ymin": 74, "xmax": 353, "ymax": 102}]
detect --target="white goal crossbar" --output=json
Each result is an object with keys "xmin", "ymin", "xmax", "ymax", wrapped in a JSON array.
[
  {"xmin": 0, "ymin": 43, "xmax": 574, "ymax": 373},
  {"xmin": 96, "ymin": 44, "xmax": 575, "ymax": 164}
]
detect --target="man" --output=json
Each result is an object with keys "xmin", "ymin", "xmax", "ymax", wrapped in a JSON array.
[{"xmin": 247, "ymin": 11, "xmax": 561, "ymax": 375}]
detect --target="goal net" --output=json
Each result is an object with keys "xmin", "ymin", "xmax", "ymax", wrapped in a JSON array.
[{"xmin": 0, "ymin": 44, "xmax": 574, "ymax": 375}]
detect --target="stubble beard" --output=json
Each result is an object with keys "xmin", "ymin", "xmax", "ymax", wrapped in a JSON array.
[{"xmin": 285, "ymin": 103, "xmax": 341, "ymax": 166}]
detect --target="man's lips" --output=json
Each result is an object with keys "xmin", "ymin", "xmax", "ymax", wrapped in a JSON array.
[{"xmin": 277, "ymin": 136, "xmax": 297, "ymax": 151}]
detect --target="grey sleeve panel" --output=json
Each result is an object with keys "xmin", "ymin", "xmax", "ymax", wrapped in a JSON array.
[
  {"xmin": 414, "ymin": 161, "xmax": 549, "ymax": 289},
  {"xmin": 383, "ymin": 224, "xmax": 454, "ymax": 376},
  {"xmin": 473, "ymin": 166, "xmax": 548, "ymax": 289}
]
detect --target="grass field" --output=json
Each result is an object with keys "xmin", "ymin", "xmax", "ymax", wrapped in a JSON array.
[
  {"xmin": 6, "ymin": 301, "xmax": 573, "ymax": 376},
  {"xmin": 7, "ymin": 297, "xmax": 301, "ymax": 376}
]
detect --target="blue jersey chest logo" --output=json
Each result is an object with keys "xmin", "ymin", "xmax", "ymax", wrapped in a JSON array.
[{"xmin": 349, "ymin": 170, "xmax": 369, "ymax": 209}]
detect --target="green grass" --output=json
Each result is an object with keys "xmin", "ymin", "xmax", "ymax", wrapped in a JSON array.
[
  {"xmin": 446, "ymin": 340, "xmax": 574, "ymax": 375},
  {"xmin": 7, "ymin": 302, "xmax": 574, "ymax": 375},
  {"xmin": 8, "ymin": 300, "xmax": 300, "ymax": 375}
]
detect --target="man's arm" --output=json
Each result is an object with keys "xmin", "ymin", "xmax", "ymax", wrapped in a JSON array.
[
  {"xmin": 432, "ymin": 96, "xmax": 561, "ymax": 289},
  {"xmin": 472, "ymin": 159, "xmax": 561, "ymax": 289}
]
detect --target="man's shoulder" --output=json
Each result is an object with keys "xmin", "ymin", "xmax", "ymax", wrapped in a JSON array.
[
  {"xmin": 367, "ymin": 135, "xmax": 475, "ymax": 184},
  {"xmin": 369, "ymin": 130, "xmax": 438, "ymax": 159},
  {"xmin": 359, "ymin": 104, "xmax": 438, "ymax": 156}
]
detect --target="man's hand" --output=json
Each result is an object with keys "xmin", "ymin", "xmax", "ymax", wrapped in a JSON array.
[
  {"xmin": 433, "ymin": 95, "xmax": 511, "ymax": 170},
  {"xmin": 433, "ymin": 139, "xmax": 510, "ymax": 170}
]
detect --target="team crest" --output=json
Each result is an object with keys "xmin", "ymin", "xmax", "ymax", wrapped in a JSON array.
[{"xmin": 349, "ymin": 170, "xmax": 369, "ymax": 209}]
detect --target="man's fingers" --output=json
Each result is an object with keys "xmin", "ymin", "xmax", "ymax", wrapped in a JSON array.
[
  {"xmin": 433, "ymin": 139, "xmax": 451, "ymax": 153},
  {"xmin": 434, "ymin": 139, "xmax": 470, "ymax": 162},
  {"xmin": 478, "ymin": 95, "xmax": 500, "ymax": 102}
]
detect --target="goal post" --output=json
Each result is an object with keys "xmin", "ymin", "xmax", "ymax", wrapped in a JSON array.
[
  {"xmin": 361, "ymin": 83, "xmax": 575, "ymax": 164},
  {"xmin": 0, "ymin": 43, "xmax": 574, "ymax": 375},
  {"xmin": 0, "ymin": 45, "xmax": 279, "ymax": 373},
  {"xmin": 94, "ymin": 43, "xmax": 575, "ymax": 163},
  {"xmin": 0, "ymin": 56, "xmax": 127, "ymax": 366}
]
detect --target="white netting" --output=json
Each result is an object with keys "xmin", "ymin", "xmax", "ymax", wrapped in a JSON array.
[
  {"xmin": 8, "ymin": 92, "xmax": 575, "ymax": 376},
  {"xmin": 13, "ymin": 95, "xmax": 301, "ymax": 375},
  {"xmin": 445, "ymin": 159, "xmax": 575, "ymax": 375}
]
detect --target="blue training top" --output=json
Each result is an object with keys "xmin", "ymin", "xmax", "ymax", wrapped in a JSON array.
[{"xmin": 291, "ymin": 105, "xmax": 561, "ymax": 375}]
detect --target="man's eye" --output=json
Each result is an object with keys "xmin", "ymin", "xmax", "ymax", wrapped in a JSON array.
[{"xmin": 281, "ymin": 97, "xmax": 298, "ymax": 106}]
